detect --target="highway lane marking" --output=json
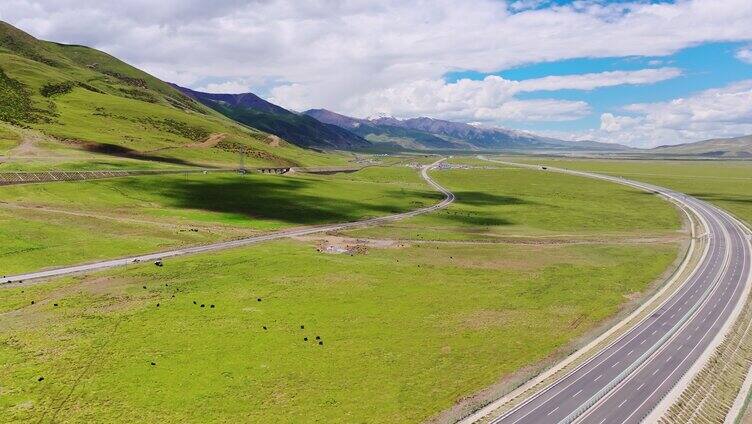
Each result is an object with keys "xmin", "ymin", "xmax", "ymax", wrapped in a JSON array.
[
  {"xmin": 499, "ymin": 272, "xmax": 709, "ymax": 424},
  {"xmin": 653, "ymin": 368, "xmax": 661, "ymax": 376},
  {"xmin": 618, "ymin": 398, "xmax": 629, "ymax": 408},
  {"xmin": 637, "ymin": 383, "xmax": 645, "ymax": 391},
  {"xmin": 611, "ymin": 361, "xmax": 621, "ymax": 368},
  {"xmin": 613, "ymin": 219, "xmax": 747, "ymax": 424},
  {"xmin": 627, "ymin": 349, "xmax": 634, "ymax": 356},
  {"xmin": 640, "ymin": 339, "xmax": 647, "ymax": 345},
  {"xmin": 573, "ymin": 389, "xmax": 583, "ymax": 397},
  {"xmin": 546, "ymin": 406, "xmax": 559, "ymax": 416},
  {"xmin": 594, "ymin": 374, "xmax": 602, "ymax": 382},
  {"xmin": 477, "ymin": 159, "xmax": 739, "ymax": 424}
]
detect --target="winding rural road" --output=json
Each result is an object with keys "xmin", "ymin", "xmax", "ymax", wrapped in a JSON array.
[
  {"xmin": 477, "ymin": 158, "xmax": 752, "ymax": 424},
  {"xmin": 0, "ymin": 159, "xmax": 454, "ymax": 285}
]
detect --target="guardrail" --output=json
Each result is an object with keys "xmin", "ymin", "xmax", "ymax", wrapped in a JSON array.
[
  {"xmin": 0, "ymin": 166, "xmax": 364, "ymax": 186},
  {"xmin": 0, "ymin": 168, "xmax": 229, "ymax": 186}
]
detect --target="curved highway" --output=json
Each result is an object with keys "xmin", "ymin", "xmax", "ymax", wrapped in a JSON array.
[
  {"xmin": 479, "ymin": 158, "xmax": 752, "ymax": 424},
  {"xmin": 0, "ymin": 159, "xmax": 454, "ymax": 285}
]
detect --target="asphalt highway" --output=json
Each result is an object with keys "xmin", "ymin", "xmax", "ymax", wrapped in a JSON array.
[
  {"xmin": 0, "ymin": 159, "xmax": 454, "ymax": 285},
  {"xmin": 480, "ymin": 158, "xmax": 752, "ymax": 424}
]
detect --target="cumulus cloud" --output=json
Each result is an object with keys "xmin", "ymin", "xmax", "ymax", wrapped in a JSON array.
[
  {"xmin": 570, "ymin": 81, "xmax": 752, "ymax": 147},
  {"xmin": 300, "ymin": 68, "xmax": 675, "ymax": 122},
  {"xmin": 2, "ymin": 1, "xmax": 751, "ymax": 108},
  {"xmin": 475, "ymin": 99, "xmax": 591, "ymax": 122},
  {"xmin": 599, "ymin": 113, "xmax": 640, "ymax": 133},
  {"xmin": 737, "ymin": 47, "xmax": 752, "ymax": 64}
]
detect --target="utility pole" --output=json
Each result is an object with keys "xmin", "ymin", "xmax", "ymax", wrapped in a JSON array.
[{"xmin": 238, "ymin": 148, "xmax": 246, "ymax": 174}]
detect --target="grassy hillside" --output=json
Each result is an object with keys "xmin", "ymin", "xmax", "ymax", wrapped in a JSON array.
[
  {"xmin": 0, "ymin": 123, "xmax": 20, "ymax": 154},
  {"xmin": 0, "ymin": 21, "xmax": 345, "ymax": 169},
  {"xmin": 651, "ymin": 135, "xmax": 752, "ymax": 158}
]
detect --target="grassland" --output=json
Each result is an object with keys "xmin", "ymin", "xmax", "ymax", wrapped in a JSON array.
[
  {"xmin": 0, "ymin": 160, "xmax": 686, "ymax": 423},
  {"xmin": 492, "ymin": 157, "xmax": 752, "ymax": 227},
  {"xmin": 0, "ymin": 19, "xmax": 699, "ymax": 424},
  {"xmin": 0, "ymin": 124, "xmax": 20, "ymax": 154},
  {"xmin": 349, "ymin": 163, "xmax": 681, "ymax": 241},
  {"xmin": 0, "ymin": 238, "xmax": 678, "ymax": 423},
  {"xmin": 0, "ymin": 166, "xmax": 439, "ymax": 275}
]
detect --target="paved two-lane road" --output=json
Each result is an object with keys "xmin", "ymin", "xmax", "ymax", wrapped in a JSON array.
[
  {"xmin": 0, "ymin": 159, "xmax": 454, "ymax": 285},
  {"xmin": 480, "ymin": 158, "xmax": 752, "ymax": 424}
]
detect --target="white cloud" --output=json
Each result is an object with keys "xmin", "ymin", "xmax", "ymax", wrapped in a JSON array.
[
  {"xmin": 1, "ymin": 0, "xmax": 750, "ymax": 119},
  {"xmin": 599, "ymin": 113, "xmax": 640, "ymax": 132},
  {"xmin": 515, "ymin": 68, "xmax": 681, "ymax": 92},
  {"xmin": 569, "ymin": 80, "xmax": 752, "ymax": 147},
  {"xmin": 271, "ymin": 68, "xmax": 677, "ymax": 122},
  {"xmin": 475, "ymin": 99, "xmax": 591, "ymax": 122},
  {"xmin": 197, "ymin": 80, "xmax": 254, "ymax": 94},
  {"xmin": 737, "ymin": 47, "xmax": 752, "ymax": 64}
]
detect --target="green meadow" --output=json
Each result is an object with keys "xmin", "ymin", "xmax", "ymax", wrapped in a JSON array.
[
  {"xmin": 496, "ymin": 157, "xmax": 752, "ymax": 227},
  {"xmin": 0, "ymin": 162, "xmax": 685, "ymax": 422},
  {"xmin": 0, "ymin": 166, "xmax": 438, "ymax": 274},
  {"xmin": 349, "ymin": 164, "xmax": 681, "ymax": 241},
  {"xmin": 0, "ymin": 239, "xmax": 677, "ymax": 423}
]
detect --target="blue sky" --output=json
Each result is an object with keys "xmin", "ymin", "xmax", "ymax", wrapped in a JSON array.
[{"xmin": 443, "ymin": 41, "xmax": 752, "ymax": 135}]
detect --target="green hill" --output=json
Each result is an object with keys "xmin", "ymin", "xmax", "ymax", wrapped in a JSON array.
[
  {"xmin": 0, "ymin": 21, "xmax": 344, "ymax": 169},
  {"xmin": 651, "ymin": 135, "xmax": 752, "ymax": 158}
]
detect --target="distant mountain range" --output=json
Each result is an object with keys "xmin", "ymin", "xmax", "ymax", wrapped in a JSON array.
[
  {"xmin": 172, "ymin": 85, "xmax": 370, "ymax": 150},
  {"xmin": 162, "ymin": 84, "xmax": 752, "ymax": 157},
  {"xmin": 304, "ymin": 109, "xmax": 629, "ymax": 152},
  {"xmin": 172, "ymin": 84, "xmax": 752, "ymax": 157},
  {"xmin": 652, "ymin": 135, "xmax": 752, "ymax": 158},
  {"xmin": 172, "ymin": 84, "xmax": 629, "ymax": 152}
]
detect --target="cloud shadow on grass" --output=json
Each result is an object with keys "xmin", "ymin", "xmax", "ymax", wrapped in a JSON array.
[
  {"xmin": 435, "ymin": 190, "xmax": 536, "ymax": 227},
  {"xmin": 80, "ymin": 141, "xmax": 206, "ymax": 167},
  {"xmin": 111, "ymin": 173, "xmax": 444, "ymax": 225},
  {"xmin": 689, "ymin": 192, "xmax": 752, "ymax": 205}
]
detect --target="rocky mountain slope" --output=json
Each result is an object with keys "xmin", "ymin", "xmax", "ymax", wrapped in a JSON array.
[{"xmin": 173, "ymin": 85, "xmax": 370, "ymax": 150}]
